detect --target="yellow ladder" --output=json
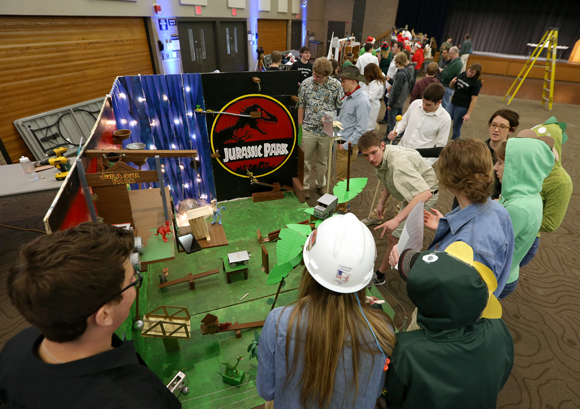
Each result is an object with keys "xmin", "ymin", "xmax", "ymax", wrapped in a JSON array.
[{"xmin": 503, "ymin": 28, "xmax": 558, "ymax": 110}]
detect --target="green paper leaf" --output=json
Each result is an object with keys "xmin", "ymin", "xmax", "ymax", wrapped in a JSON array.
[
  {"xmin": 254, "ymin": 330, "xmax": 260, "ymax": 342},
  {"xmin": 301, "ymin": 207, "xmax": 315, "ymax": 215},
  {"xmin": 289, "ymin": 252, "xmax": 303, "ymax": 268},
  {"xmin": 247, "ymin": 344, "xmax": 253, "ymax": 353},
  {"xmin": 266, "ymin": 298, "xmax": 275, "ymax": 305},
  {"xmin": 287, "ymin": 224, "xmax": 312, "ymax": 236},
  {"xmin": 333, "ymin": 178, "xmax": 368, "ymax": 203},
  {"xmin": 298, "ymin": 125, "xmax": 303, "ymax": 147},
  {"xmin": 267, "ymin": 261, "xmax": 293, "ymax": 284},
  {"xmin": 277, "ymin": 228, "xmax": 308, "ymax": 264}
]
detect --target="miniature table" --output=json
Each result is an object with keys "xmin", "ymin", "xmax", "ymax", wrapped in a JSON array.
[{"xmin": 223, "ymin": 263, "xmax": 249, "ymax": 284}]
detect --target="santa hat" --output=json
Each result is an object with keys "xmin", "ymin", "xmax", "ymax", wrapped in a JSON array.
[
  {"xmin": 415, "ymin": 43, "xmax": 422, "ymax": 49},
  {"xmin": 366, "ymin": 36, "xmax": 375, "ymax": 44}
]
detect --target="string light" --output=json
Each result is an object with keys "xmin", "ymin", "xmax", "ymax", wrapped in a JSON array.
[
  {"xmin": 191, "ymin": 134, "xmax": 196, "ymax": 139},
  {"xmin": 150, "ymin": 120, "xmax": 156, "ymax": 126},
  {"xmin": 149, "ymin": 145, "xmax": 156, "ymax": 150},
  {"xmin": 172, "ymin": 144, "xmax": 177, "ymax": 149},
  {"xmin": 174, "ymin": 119, "xmax": 180, "ymax": 125},
  {"xmin": 131, "ymin": 120, "xmax": 137, "ymax": 126},
  {"xmin": 179, "ymin": 165, "xmax": 184, "ymax": 170},
  {"xmin": 187, "ymin": 112, "xmax": 193, "ymax": 116},
  {"xmin": 184, "ymin": 183, "xmax": 189, "ymax": 189},
  {"xmin": 119, "ymin": 93, "xmax": 127, "ymax": 99},
  {"xmin": 163, "ymin": 95, "xmax": 168, "ymax": 101},
  {"xmin": 197, "ymin": 177, "xmax": 201, "ymax": 182},
  {"xmin": 138, "ymin": 97, "xmax": 146, "ymax": 102},
  {"xmin": 121, "ymin": 119, "xmax": 127, "ymax": 124},
  {"xmin": 185, "ymin": 86, "xmax": 191, "ymax": 92}
]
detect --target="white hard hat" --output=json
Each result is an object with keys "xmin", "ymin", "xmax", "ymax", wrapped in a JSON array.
[{"xmin": 303, "ymin": 213, "xmax": 376, "ymax": 293}]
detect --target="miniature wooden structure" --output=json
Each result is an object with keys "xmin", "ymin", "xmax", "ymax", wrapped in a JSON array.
[
  {"xmin": 223, "ymin": 263, "xmax": 249, "ymax": 284},
  {"xmin": 257, "ymin": 228, "xmax": 264, "ymax": 244},
  {"xmin": 141, "ymin": 306, "xmax": 191, "ymax": 352},
  {"xmin": 187, "ymin": 205, "xmax": 213, "ymax": 242},
  {"xmin": 252, "ymin": 182, "xmax": 284, "ymax": 203},
  {"xmin": 200, "ymin": 314, "xmax": 265, "ymax": 339},
  {"xmin": 261, "ymin": 245, "xmax": 269, "ymax": 274},
  {"xmin": 158, "ymin": 269, "xmax": 220, "ymax": 290}
]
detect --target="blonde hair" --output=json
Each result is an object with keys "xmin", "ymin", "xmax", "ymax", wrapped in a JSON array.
[
  {"xmin": 313, "ymin": 57, "xmax": 333, "ymax": 77},
  {"xmin": 282, "ymin": 269, "xmax": 395, "ymax": 408},
  {"xmin": 394, "ymin": 51, "xmax": 408, "ymax": 66}
]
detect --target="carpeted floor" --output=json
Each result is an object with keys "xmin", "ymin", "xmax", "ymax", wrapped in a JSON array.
[
  {"xmin": 304, "ymin": 89, "xmax": 580, "ymax": 409},
  {"xmin": 1, "ymin": 83, "xmax": 579, "ymax": 408}
]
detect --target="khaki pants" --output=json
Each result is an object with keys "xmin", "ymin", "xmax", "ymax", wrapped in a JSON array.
[
  {"xmin": 461, "ymin": 54, "xmax": 470, "ymax": 72},
  {"xmin": 301, "ymin": 129, "xmax": 331, "ymax": 191},
  {"xmin": 336, "ymin": 143, "xmax": 357, "ymax": 212},
  {"xmin": 265, "ymin": 400, "xmax": 274, "ymax": 409}
]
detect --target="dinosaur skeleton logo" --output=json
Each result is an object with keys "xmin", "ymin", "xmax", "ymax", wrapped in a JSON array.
[{"xmin": 211, "ymin": 95, "xmax": 296, "ymax": 178}]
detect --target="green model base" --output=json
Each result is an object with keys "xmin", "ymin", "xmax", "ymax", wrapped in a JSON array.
[
  {"xmin": 114, "ymin": 193, "xmax": 395, "ymax": 409},
  {"xmin": 222, "ymin": 370, "xmax": 245, "ymax": 386}
]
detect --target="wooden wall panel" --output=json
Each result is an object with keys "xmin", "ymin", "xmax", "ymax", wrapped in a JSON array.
[
  {"xmin": 0, "ymin": 16, "xmax": 154, "ymax": 163},
  {"xmin": 257, "ymin": 19, "xmax": 288, "ymax": 55}
]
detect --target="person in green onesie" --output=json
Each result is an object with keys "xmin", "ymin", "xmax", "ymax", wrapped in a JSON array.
[
  {"xmin": 518, "ymin": 117, "xmax": 574, "ymax": 267},
  {"xmin": 386, "ymin": 241, "xmax": 514, "ymax": 409},
  {"xmin": 493, "ymin": 135, "xmax": 555, "ymax": 298}
]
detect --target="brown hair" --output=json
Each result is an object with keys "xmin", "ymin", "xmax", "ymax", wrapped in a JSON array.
[
  {"xmin": 329, "ymin": 58, "xmax": 339, "ymax": 73},
  {"xmin": 364, "ymin": 63, "xmax": 386, "ymax": 85},
  {"xmin": 437, "ymin": 139, "xmax": 494, "ymax": 203},
  {"xmin": 313, "ymin": 57, "xmax": 333, "ymax": 77},
  {"xmin": 425, "ymin": 61, "xmax": 439, "ymax": 76},
  {"xmin": 271, "ymin": 50, "xmax": 282, "ymax": 63},
  {"xmin": 422, "ymin": 83, "xmax": 445, "ymax": 103},
  {"xmin": 283, "ymin": 269, "xmax": 395, "ymax": 408},
  {"xmin": 300, "ymin": 46, "xmax": 311, "ymax": 55},
  {"xmin": 358, "ymin": 131, "xmax": 384, "ymax": 152},
  {"xmin": 467, "ymin": 62, "xmax": 482, "ymax": 80},
  {"xmin": 394, "ymin": 51, "xmax": 408, "ymax": 66},
  {"xmin": 403, "ymin": 49, "xmax": 411, "ymax": 60},
  {"xmin": 496, "ymin": 140, "xmax": 507, "ymax": 161},
  {"xmin": 8, "ymin": 222, "xmax": 135, "ymax": 342},
  {"xmin": 488, "ymin": 109, "xmax": 520, "ymax": 132},
  {"xmin": 364, "ymin": 42, "xmax": 373, "ymax": 52}
]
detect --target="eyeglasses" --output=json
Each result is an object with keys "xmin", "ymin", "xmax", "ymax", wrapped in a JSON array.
[
  {"xmin": 79, "ymin": 269, "xmax": 143, "ymax": 322},
  {"xmin": 489, "ymin": 123, "xmax": 510, "ymax": 131},
  {"xmin": 312, "ymin": 73, "xmax": 327, "ymax": 80}
]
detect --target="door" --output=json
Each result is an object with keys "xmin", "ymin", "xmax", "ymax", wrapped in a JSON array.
[
  {"xmin": 351, "ymin": 0, "xmax": 367, "ymax": 44},
  {"xmin": 178, "ymin": 21, "xmax": 218, "ymax": 73},
  {"xmin": 327, "ymin": 21, "xmax": 346, "ymax": 54},
  {"xmin": 219, "ymin": 21, "xmax": 248, "ymax": 72},
  {"xmin": 257, "ymin": 19, "xmax": 288, "ymax": 54},
  {"xmin": 291, "ymin": 21, "xmax": 302, "ymax": 50}
]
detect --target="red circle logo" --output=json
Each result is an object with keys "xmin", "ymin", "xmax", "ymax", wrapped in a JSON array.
[{"xmin": 210, "ymin": 95, "xmax": 296, "ymax": 178}]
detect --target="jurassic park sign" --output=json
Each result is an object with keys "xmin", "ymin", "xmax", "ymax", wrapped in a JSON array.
[{"xmin": 210, "ymin": 94, "xmax": 296, "ymax": 179}]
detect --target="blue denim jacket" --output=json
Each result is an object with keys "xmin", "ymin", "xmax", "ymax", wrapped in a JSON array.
[
  {"xmin": 257, "ymin": 306, "xmax": 387, "ymax": 409},
  {"xmin": 429, "ymin": 198, "xmax": 515, "ymax": 296}
]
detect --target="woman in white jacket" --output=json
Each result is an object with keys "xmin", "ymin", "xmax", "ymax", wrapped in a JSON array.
[{"xmin": 361, "ymin": 63, "xmax": 386, "ymax": 132}]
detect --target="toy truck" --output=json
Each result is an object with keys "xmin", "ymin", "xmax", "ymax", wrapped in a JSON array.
[
  {"xmin": 313, "ymin": 194, "xmax": 338, "ymax": 220},
  {"xmin": 227, "ymin": 251, "xmax": 250, "ymax": 268}
]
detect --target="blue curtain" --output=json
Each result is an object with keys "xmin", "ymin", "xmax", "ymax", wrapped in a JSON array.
[{"xmin": 110, "ymin": 74, "xmax": 216, "ymax": 209}]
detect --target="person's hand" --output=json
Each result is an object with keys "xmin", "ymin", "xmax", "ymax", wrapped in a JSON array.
[
  {"xmin": 462, "ymin": 112, "xmax": 470, "ymax": 122},
  {"xmin": 451, "ymin": 77, "xmax": 457, "ymax": 86},
  {"xmin": 387, "ymin": 85, "xmax": 392, "ymax": 92},
  {"xmin": 439, "ymin": 67, "xmax": 443, "ymax": 72},
  {"xmin": 376, "ymin": 203, "xmax": 385, "ymax": 219},
  {"xmin": 424, "ymin": 208, "xmax": 443, "ymax": 230},
  {"xmin": 387, "ymin": 131, "xmax": 398, "ymax": 140},
  {"xmin": 389, "ymin": 244, "xmax": 399, "ymax": 267},
  {"xmin": 375, "ymin": 218, "xmax": 400, "ymax": 238},
  {"xmin": 366, "ymin": 296, "xmax": 380, "ymax": 305},
  {"xmin": 386, "ymin": 76, "xmax": 391, "ymax": 82},
  {"xmin": 340, "ymin": 142, "xmax": 349, "ymax": 151},
  {"xmin": 386, "ymin": 106, "xmax": 391, "ymax": 111}
]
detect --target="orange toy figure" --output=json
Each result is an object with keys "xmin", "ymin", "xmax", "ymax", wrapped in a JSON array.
[{"xmin": 155, "ymin": 220, "xmax": 172, "ymax": 242}]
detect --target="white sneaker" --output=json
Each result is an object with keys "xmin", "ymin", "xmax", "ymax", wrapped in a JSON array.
[{"xmin": 361, "ymin": 217, "xmax": 381, "ymax": 226}]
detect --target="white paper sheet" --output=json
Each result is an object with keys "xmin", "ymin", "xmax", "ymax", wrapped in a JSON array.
[{"xmin": 395, "ymin": 201, "xmax": 424, "ymax": 269}]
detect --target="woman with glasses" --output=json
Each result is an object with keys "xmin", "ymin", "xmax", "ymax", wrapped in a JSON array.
[{"xmin": 485, "ymin": 109, "xmax": 520, "ymax": 199}]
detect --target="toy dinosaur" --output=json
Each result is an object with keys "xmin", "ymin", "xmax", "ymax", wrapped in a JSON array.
[
  {"xmin": 217, "ymin": 355, "xmax": 245, "ymax": 386},
  {"xmin": 155, "ymin": 220, "xmax": 172, "ymax": 242},
  {"xmin": 210, "ymin": 199, "xmax": 226, "ymax": 225}
]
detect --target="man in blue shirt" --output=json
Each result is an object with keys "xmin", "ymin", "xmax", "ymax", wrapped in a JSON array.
[
  {"xmin": 334, "ymin": 65, "xmax": 371, "ymax": 213},
  {"xmin": 460, "ymin": 34, "xmax": 473, "ymax": 72}
]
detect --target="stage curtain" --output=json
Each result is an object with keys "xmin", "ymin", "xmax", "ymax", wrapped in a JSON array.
[
  {"xmin": 442, "ymin": 0, "xmax": 580, "ymax": 59},
  {"xmin": 395, "ymin": 0, "xmax": 451, "ymax": 47}
]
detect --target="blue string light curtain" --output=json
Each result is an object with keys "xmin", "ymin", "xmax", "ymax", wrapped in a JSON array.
[{"xmin": 110, "ymin": 74, "xmax": 216, "ymax": 208}]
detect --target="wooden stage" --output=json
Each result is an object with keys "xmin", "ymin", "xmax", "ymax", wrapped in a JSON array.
[{"xmin": 467, "ymin": 52, "xmax": 580, "ymax": 84}]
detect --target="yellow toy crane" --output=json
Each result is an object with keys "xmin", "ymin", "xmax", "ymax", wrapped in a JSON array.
[{"xmin": 503, "ymin": 28, "xmax": 558, "ymax": 110}]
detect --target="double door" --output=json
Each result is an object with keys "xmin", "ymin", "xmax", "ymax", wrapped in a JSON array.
[{"xmin": 178, "ymin": 20, "xmax": 247, "ymax": 73}]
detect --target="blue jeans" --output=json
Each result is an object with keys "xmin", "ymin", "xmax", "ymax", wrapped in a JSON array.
[
  {"xmin": 386, "ymin": 107, "xmax": 403, "ymax": 136},
  {"xmin": 446, "ymin": 103, "xmax": 468, "ymax": 140},
  {"xmin": 498, "ymin": 278, "xmax": 518, "ymax": 300},
  {"xmin": 442, "ymin": 86, "xmax": 454, "ymax": 110},
  {"xmin": 520, "ymin": 237, "xmax": 540, "ymax": 268}
]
